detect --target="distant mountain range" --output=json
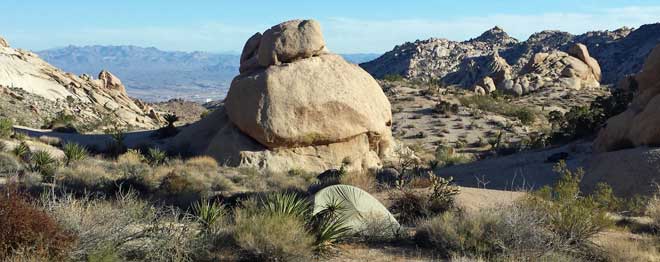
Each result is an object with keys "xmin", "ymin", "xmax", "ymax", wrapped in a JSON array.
[{"xmin": 37, "ymin": 45, "xmax": 379, "ymax": 102}]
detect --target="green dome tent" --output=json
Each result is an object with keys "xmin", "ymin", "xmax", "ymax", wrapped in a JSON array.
[{"xmin": 312, "ymin": 185, "xmax": 399, "ymax": 233}]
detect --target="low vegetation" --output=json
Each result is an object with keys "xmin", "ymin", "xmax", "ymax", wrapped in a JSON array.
[{"xmin": 458, "ymin": 93, "xmax": 538, "ymax": 125}]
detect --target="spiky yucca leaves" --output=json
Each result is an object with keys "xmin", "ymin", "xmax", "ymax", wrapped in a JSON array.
[
  {"xmin": 146, "ymin": 148, "xmax": 167, "ymax": 166},
  {"xmin": 12, "ymin": 141, "xmax": 31, "ymax": 161},
  {"xmin": 30, "ymin": 150, "xmax": 59, "ymax": 180},
  {"xmin": 262, "ymin": 192, "xmax": 311, "ymax": 219},
  {"xmin": 311, "ymin": 197, "xmax": 352, "ymax": 256},
  {"xmin": 192, "ymin": 199, "xmax": 226, "ymax": 233},
  {"xmin": 63, "ymin": 143, "xmax": 88, "ymax": 166},
  {"xmin": 254, "ymin": 192, "xmax": 352, "ymax": 256},
  {"xmin": 163, "ymin": 114, "xmax": 179, "ymax": 128}
]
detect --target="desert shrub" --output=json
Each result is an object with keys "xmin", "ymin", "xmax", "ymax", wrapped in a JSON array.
[
  {"xmin": 531, "ymin": 161, "xmax": 612, "ymax": 254},
  {"xmin": 0, "ymin": 152, "xmax": 21, "ymax": 176},
  {"xmin": 233, "ymin": 192, "xmax": 352, "ymax": 259},
  {"xmin": 185, "ymin": 156, "xmax": 219, "ymax": 171},
  {"xmin": 415, "ymin": 211, "xmax": 498, "ymax": 257},
  {"xmin": 382, "ymin": 74, "xmax": 404, "ymax": 82},
  {"xmin": 29, "ymin": 150, "xmax": 59, "ymax": 181},
  {"xmin": 648, "ymin": 194, "xmax": 660, "ymax": 232},
  {"xmin": 458, "ymin": 95, "xmax": 537, "ymax": 124},
  {"xmin": 340, "ymin": 171, "xmax": 377, "ymax": 193},
  {"xmin": 233, "ymin": 208, "xmax": 314, "ymax": 261},
  {"xmin": 58, "ymin": 159, "xmax": 114, "ymax": 193},
  {"xmin": 435, "ymin": 145, "xmax": 473, "ymax": 167},
  {"xmin": 43, "ymin": 111, "xmax": 77, "ymax": 133},
  {"xmin": 12, "ymin": 142, "xmax": 31, "ymax": 161},
  {"xmin": 63, "ymin": 142, "xmax": 88, "ymax": 166},
  {"xmin": 146, "ymin": 147, "xmax": 168, "ymax": 166},
  {"xmin": 43, "ymin": 191, "xmax": 202, "ymax": 261},
  {"xmin": 390, "ymin": 173, "xmax": 460, "ymax": 225},
  {"xmin": 0, "ymin": 188, "xmax": 76, "ymax": 260},
  {"xmin": 550, "ymin": 88, "xmax": 634, "ymax": 144},
  {"xmin": 434, "ymin": 100, "xmax": 460, "ymax": 115},
  {"xmin": 0, "ymin": 118, "xmax": 13, "ymax": 138},
  {"xmin": 105, "ymin": 127, "xmax": 127, "ymax": 157}
]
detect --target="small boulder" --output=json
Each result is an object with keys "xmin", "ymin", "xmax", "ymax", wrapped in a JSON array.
[
  {"xmin": 481, "ymin": 76, "xmax": 496, "ymax": 93},
  {"xmin": 376, "ymin": 167, "xmax": 400, "ymax": 186},
  {"xmin": 0, "ymin": 36, "xmax": 9, "ymax": 48},
  {"xmin": 474, "ymin": 85, "xmax": 486, "ymax": 95},
  {"xmin": 568, "ymin": 43, "xmax": 602, "ymax": 82},
  {"xmin": 257, "ymin": 19, "xmax": 326, "ymax": 67}
]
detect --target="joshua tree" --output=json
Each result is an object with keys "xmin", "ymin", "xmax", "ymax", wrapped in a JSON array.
[{"xmin": 163, "ymin": 113, "xmax": 179, "ymax": 128}]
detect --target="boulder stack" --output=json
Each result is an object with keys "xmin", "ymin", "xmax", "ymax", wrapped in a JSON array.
[{"xmin": 172, "ymin": 19, "xmax": 394, "ymax": 173}]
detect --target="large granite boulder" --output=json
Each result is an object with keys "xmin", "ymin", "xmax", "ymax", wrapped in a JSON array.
[
  {"xmin": 226, "ymin": 54, "xmax": 392, "ymax": 150},
  {"xmin": 171, "ymin": 19, "xmax": 394, "ymax": 173},
  {"xmin": 594, "ymin": 44, "xmax": 660, "ymax": 152}
]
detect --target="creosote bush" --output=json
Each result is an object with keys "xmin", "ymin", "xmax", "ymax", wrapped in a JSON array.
[
  {"xmin": 0, "ymin": 118, "xmax": 14, "ymax": 138},
  {"xmin": 390, "ymin": 172, "xmax": 460, "ymax": 225}
]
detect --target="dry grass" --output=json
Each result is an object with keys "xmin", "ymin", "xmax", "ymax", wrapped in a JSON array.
[
  {"xmin": 647, "ymin": 194, "xmax": 660, "ymax": 231},
  {"xmin": 594, "ymin": 231, "xmax": 660, "ymax": 262},
  {"xmin": 341, "ymin": 171, "xmax": 377, "ymax": 193}
]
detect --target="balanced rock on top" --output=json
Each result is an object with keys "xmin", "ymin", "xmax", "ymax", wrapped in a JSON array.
[{"xmin": 240, "ymin": 19, "xmax": 327, "ymax": 73}]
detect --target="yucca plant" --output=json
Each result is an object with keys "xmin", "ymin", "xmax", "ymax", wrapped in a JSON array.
[
  {"xmin": 30, "ymin": 150, "xmax": 59, "ymax": 181},
  {"xmin": 311, "ymin": 198, "xmax": 352, "ymax": 256},
  {"xmin": 262, "ymin": 192, "xmax": 311, "ymax": 219},
  {"xmin": 63, "ymin": 142, "xmax": 88, "ymax": 166},
  {"xmin": 146, "ymin": 148, "xmax": 167, "ymax": 166},
  {"xmin": 12, "ymin": 142, "xmax": 31, "ymax": 162},
  {"xmin": 192, "ymin": 199, "xmax": 226, "ymax": 233}
]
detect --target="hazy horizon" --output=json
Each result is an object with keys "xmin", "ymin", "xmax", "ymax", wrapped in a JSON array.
[{"xmin": 1, "ymin": 1, "xmax": 659, "ymax": 54}]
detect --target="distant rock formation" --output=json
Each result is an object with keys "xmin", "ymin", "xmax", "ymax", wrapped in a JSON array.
[
  {"xmin": 361, "ymin": 23, "xmax": 660, "ymax": 88},
  {"xmin": 171, "ymin": 19, "xmax": 394, "ymax": 173},
  {"xmin": 0, "ymin": 37, "xmax": 161, "ymax": 130}
]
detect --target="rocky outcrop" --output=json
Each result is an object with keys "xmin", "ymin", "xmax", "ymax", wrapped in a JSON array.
[
  {"xmin": 594, "ymin": 44, "xmax": 660, "ymax": 152},
  {"xmin": 98, "ymin": 70, "xmax": 127, "ymax": 93},
  {"xmin": 362, "ymin": 23, "xmax": 659, "ymax": 87},
  {"xmin": 515, "ymin": 45, "xmax": 601, "ymax": 92},
  {"xmin": 0, "ymin": 38, "xmax": 161, "ymax": 130},
  {"xmin": 172, "ymin": 20, "xmax": 394, "ymax": 173},
  {"xmin": 0, "ymin": 36, "xmax": 9, "ymax": 48}
]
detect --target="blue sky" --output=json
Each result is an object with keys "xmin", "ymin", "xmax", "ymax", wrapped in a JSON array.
[{"xmin": 1, "ymin": 0, "xmax": 659, "ymax": 53}]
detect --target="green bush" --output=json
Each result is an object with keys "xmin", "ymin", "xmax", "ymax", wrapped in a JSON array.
[
  {"xmin": 390, "ymin": 173, "xmax": 460, "ymax": 225},
  {"xmin": 0, "ymin": 118, "xmax": 13, "ymax": 138},
  {"xmin": 435, "ymin": 145, "xmax": 472, "ymax": 167},
  {"xmin": 0, "ymin": 152, "xmax": 21, "ymax": 176},
  {"xmin": 415, "ymin": 211, "xmax": 498, "ymax": 257},
  {"xmin": 532, "ymin": 161, "xmax": 612, "ymax": 251},
  {"xmin": 192, "ymin": 199, "xmax": 227, "ymax": 233},
  {"xmin": 63, "ymin": 142, "xmax": 88, "ymax": 166},
  {"xmin": 382, "ymin": 74, "xmax": 404, "ymax": 82},
  {"xmin": 458, "ymin": 95, "xmax": 537, "ymax": 125}
]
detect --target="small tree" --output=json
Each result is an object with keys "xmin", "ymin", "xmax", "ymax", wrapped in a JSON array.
[{"xmin": 163, "ymin": 113, "xmax": 179, "ymax": 129}]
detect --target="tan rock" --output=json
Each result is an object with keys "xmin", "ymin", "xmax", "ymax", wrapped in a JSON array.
[
  {"xmin": 169, "ymin": 108, "xmax": 382, "ymax": 173},
  {"xmin": 594, "ymin": 44, "xmax": 660, "ymax": 152},
  {"xmin": 0, "ymin": 37, "xmax": 8, "ymax": 48},
  {"xmin": 568, "ymin": 43, "xmax": 602, "ymax": 81},
  {"xmin": 481, "ymin": 76, "xmax": 496, "ymax": 93},
  {"xmin": 239, "ymin": 33, "xmax": 263, "ymax": 74},
  {"xmin": 257, "ymin": 19, "xmax": 326, "ymax": 67},
  {"xmin": 474, "ymin": 85, "xmax": 486, "ymax": 95},
  {"xmin": 226, "ymin": 54, "xmax": 392, "ymax": 150},
  {"xmin": 98, "ymin": 70, "xmax": 126, "ymax": 93}
]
